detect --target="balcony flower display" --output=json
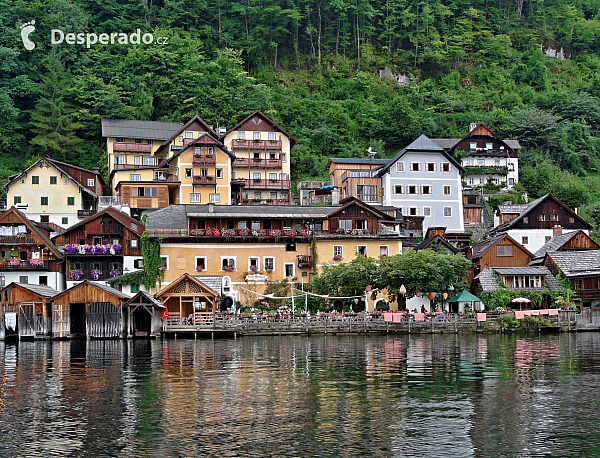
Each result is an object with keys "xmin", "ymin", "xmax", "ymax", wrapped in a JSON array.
[
  {"xmin": 78, "ymin": 245, "xmax": 87, "ymax": 255},
  {"xmin": 62, "ymin": 243, "xmax": 123, "ymax": 255},
  {"xmin": 335, "ymin": 228, "xmax": 370, "ymax": 235},
  {"xmin": 223, "ymin": 265, "xmax": 234, "ymax": 272},
  {"xmin": 65, "ymin": 244, "xmax": 77, "ymax": 255},
  {"xmin": 112, "ymin": 244, "xmax": 121, "ymax": 254},
  {"xmin": 9, "ymin": 258, "xmax": 21, "ymax": 266},
  {"xmin": 196, "ymin": 265, "xmax": 204, "ymax": 272},
  {"xmin": 250, "ymin": 265, "xmax": 258, "ymax": 272},
  {"xmin": 297, "ymin": 255, "xmax": 310, "ymax": 264},
  {"xmin": 90, "ymin": 269, "xmax": 103, "ymax": 280},
  {"xmin": 109, "ymin": 269, "xmax": 122, "ymax": 278},
  {"xmin": 29, "ymin": 259, "xmax": 44, "ymax": 267},
  {"xmin": 333, "ymin": 255, "xmax": 343, "ymax": 261},
  {"xmin": 88, "ymin": 244, "xmax": 98, "ymax": 255},
  {"xmin": 99, "ymin": 244, "xmax": 109, "ymax": 254},
  {"xmin": 71, "ymin": 269, "xmax": 84, "ymax": 280}
]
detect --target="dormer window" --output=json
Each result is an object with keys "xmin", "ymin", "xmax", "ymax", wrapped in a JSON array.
[
  {"xmin": 469, "ymin": 142, "xmax": 477, "ymax": 150},
  {"xmin": 486, "ymin": 142, "xmax": 493, "ymax": 150},
  {"xmin": 195, "ymin": 147, "xmax": 201, "ymax": 154},
  {"xmin": 185, "ymin": 132, "xmax": 194, "ymax": 139}
]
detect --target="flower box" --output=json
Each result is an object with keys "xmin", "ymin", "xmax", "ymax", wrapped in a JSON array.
[{"xmin": 71, "ymin": 270, "xmax": 84, "ymax": 280}]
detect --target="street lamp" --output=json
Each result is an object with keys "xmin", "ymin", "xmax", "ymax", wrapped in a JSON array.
[
  {"xmin": 399, "ymin": 284, "xmax": 407, "ymax": 311},
  {"xmin": 353, "ymin": 298, "xmax": 358, "ymax": 313}
]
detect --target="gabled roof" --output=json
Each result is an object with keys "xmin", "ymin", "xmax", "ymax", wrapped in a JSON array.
[
  {"xmin": 533, "ymin": 230, "xmax": 587, "ymax": 258},
  {"xmin": 330, "ymin": 197, "xmax": 394, "ymax": 221},
  {"xmin": 191, "ymin": 275, "xmax": 223, "ymax": 295},
  {"xmin": 546, "ymin": 250, "xmax": 600, "ymax": 278},
  {"xmin": 156, "ymin": 273, "xmax": 219, "ymax": 298},
  {"xmin": 53, "ymin": 280, "xmax": 131, "ymax": 302},
  {"xmin": 164, "ymin": 132, "xmax": 234, "ymax": 163},
  {"xmin": 160, "ymin": 114, "xmax": 218, "ymax": 147},
  {"xmin": 125, "ymin": 291, "xmax": 165, "ymax": 309},
  {"xmin": 497, "ymin": 204, "xmax": 529, "ymax": 214},
  {"xmin": 327, "ymin": 157, "xmax": 390, "ymax": 167},
  {"xmin": 0, "ymin": 207, "xmax": 62, "ymax": 258},
  {"xmin": 470, "ymin": 233, "xmax": 533, "ymax": 259},
  {"xmin": 53, "ymin": 207, "xmax": 145, "ymax": 241},
  {"xmin": 495, "ymin": 194, "xmax": 592, "ymax": 232},
  {"xmin": 447, "ymin": 124, "xmax": 515, "ymax": 155},
  {"xmin": 474, "ymin": 266, "xmax": 561, "ymax": 291},
  {"xmin": 377, "ymin": 135, "xmax": 465, "ymax": 176},
  {"xmin": 0, "ymin": 282, "xmax": 60, "ymax": 298},
  {"xmin": 101, "ymin": 118, "xmax": 183, "ymax": 140},
  {"xmin": 413, "ymin": 235, "xmax": 459, "ymax": 254},
  {"xmin": 447, "ymin": 290, "xmax": 482, "ymax": 303},
  {"xmin": 431, "ymin": 138, "xmax": 521, "ymax": 151},
  {"xmin": 4, "ymin": 157, "xmax": 100, "ymax": 197},
  {"xmin": 223, "ymin": 111, "xmax": 297, "ymax": 148}
]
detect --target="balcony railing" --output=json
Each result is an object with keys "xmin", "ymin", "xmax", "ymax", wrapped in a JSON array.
[
  {"xmin": 193, "ymin": 175, "xmax": 217, "ymax": 185},
  {"xmin": 154, "ymin": 174, "xmax": 179, "ymax": 182},
  {"xmin": 98, "ymin": 196, "xmax": 122, "ymax": 208},
  {"xmin": 242, "ymin": 198, "xmax": 292, "ymax": 206},
  {"xmin": 113, "ymin": 143, "xmax": 152, "ymax": 153},
  {"xmin": 232, "ymin": 139, "xmax": 282, "ymax": 150},
  {"xmin": 575, "ymin": 289, "xmax": 600, "ymax": 300},
  {"xmin": 234, "ymin": 157, "xmax": 282, "ymax": 168},
  {"xmin": 341, "ymin": 170, "xmax": 374, "ymax": 182},
  {"xmin": 0, "ymin": 260, "xmax": 48, "ymax": 270},
  {"xmin": 298, "ymin": 180, "xmax": 331, "ymax": 190},
  {"xmin": 356, "ymin": 193, "xmax": 379, "ymax": 203},
  {"xmin": 464, "ymin": 166, "xmax": 508, "ymax": 175},
  {"xmin": 0, "ymin": 236, "xmax": 36, "ymax": 245},
  {"xmin": 113, "ymin": 163, "xmax": 157, "ymax": 170},
  {"xmin": 240, "ymin": 178, "xmax": 290, "ymax": 189},
  {"xmin": 297, "ymin": 255, "xmax": 312, "ymax": 267},
  {"xmin": 78, "ymin": 209, "xmax": 96, "ymax": 218},
  {"xmin": 192, "ymin": 154, "xmax": 216, "ymax": 165},
  {"xmin": 146, "ymin": 228, "xmax": 312, "ymax": 238}
]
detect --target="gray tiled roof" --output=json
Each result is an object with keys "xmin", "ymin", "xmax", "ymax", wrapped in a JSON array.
[
  {"xmin": 328, "ymin": 158, "xmax": 390, "ymax": 165},
  {"xmin": 431, "ymin": 139, "xmax": 521, "ymax": 150},
  {"xmin": 126, "ymin": 291, "xmax": 165, "ymax": 309},
  {"xmin": 547, "ymin": 250, "xmax": 600, "ymax": 278},
  {"xmin": 533, "ymin": 231, "xmax": 580, "ymax": 258},
  {"xmin": 413, "ymin": 235, "xmax": 458, "ymax": 253},
  {"xmin": 1, "ymin": 282, "xmax": 59, "ymax": 298},
  {"xmin": 101, "ymin": 119, "xmax": 183, "ymax": 140},
  {"xmin": 475, "ymin": 266, "xmax": 561, "ymax": 291},
  {"xmin": 192, "ymin": 275, "xmax": 222, "ymax": 295},
  {"xmin": 497, "ymin": 204, "xmax": 529, "ymax": 214},
  {"xmin": 471, "ymin": 234, "xmax": 504, "ymax": 258},
  {"xmin": 91, "ymin": 281, "xmax": 132, "ymax": 299}
]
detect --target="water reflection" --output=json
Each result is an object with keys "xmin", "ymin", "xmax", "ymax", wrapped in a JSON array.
[{"xmin": 0, "ymin": 333, "xmax": 599, "ymax": 457}]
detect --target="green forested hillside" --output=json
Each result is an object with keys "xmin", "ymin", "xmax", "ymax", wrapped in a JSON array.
[{"xmin": 1, "ymin": 0, "xmax": 599, "ymax": 220}]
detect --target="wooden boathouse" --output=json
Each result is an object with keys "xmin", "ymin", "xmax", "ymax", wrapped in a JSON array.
[{"xmin": 124, "ymin": 291, "xmax": 165, "ymax": 338}]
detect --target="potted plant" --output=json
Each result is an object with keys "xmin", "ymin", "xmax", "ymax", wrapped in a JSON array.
[
  {"xmin": 250, "ymin": 265, "xmax": 258, "ymax": 272},
  {"xmin": 71, "ymin": 269, "xmax": 84, "ymax": 280},
  {"xmin": 224, "ymin": 265, "xmax": 234, "ymax": 272},
  {"xmin": 196, "ymin": 265, "xmax": 204, "ymax": 272},
  {"xmin": 333, "ymin": 255, "xmax": 343, "ymax": 261},
  {"xmin": 90, "ymin": 269, "xmax": 103, "ymax": 280}
]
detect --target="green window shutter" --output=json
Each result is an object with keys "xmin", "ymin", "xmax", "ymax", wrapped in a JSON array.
[
  {"xmin": 32, "ymin": 176, "xmax": 39, "ymax": 184},
  {"xmin": 50, "ymin": 176, "xmax": 57, "ymax": 185},
  {"xmin": 130, "ymin": 284, "xmax": 140, "ymax": 293},
  {"xmin": 13, "ymin": 196, "xmax": 21, "ymax": 204},
  {"xmin": 67, "ymin": 197, "xmax": 75, "ymax": 206},
  {"xmin": 40, "ymin": 197, "xmax": 48, "ymax": 206}
]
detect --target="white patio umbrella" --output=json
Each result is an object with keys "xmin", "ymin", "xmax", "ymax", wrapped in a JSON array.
[{"xmin": 511, "ymin": 297, "xmax": 531, "ymax": 311}]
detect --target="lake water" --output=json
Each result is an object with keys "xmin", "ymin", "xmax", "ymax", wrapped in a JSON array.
[{"xmin": 0, "ymin": 333, "xmax": 599, "ymax": 457}]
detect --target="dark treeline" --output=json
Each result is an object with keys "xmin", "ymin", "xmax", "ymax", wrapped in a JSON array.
[{"xmin": 1, "ymin": 0, "xmax": 599, "ymax": 223}]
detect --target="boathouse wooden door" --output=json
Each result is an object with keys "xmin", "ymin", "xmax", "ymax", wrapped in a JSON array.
[
  {"xmin": 87, "ymin": 302, "xmax": 121, "ymax": 338},
  {"xmin": 18, "ymin": 303, "xmax": 35, "ymax": 338},
  {"xmin": 52, "ymin": 303, "xmax": 70, "ymax": 338}
]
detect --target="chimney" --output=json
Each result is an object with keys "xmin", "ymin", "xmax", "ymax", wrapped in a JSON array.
[
  {"xmin": 553, "ymin": 225, "xmax": 562, "ymax": 236},
  {"xmin": 331, "ymin": 189, "xmax": 340, "ymax": 205},
  {"xmin": 469, "ymin": 123, "xmax": 477, "ymax": 132},
  {"xmin": 91, "ymin": 167, "xmax": 100, "ymax": 172}
]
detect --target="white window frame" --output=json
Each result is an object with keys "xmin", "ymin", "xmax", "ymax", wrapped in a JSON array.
[
  {"xmin": 209, "ymin": 193, "xmax": 221, "ymax": 203},
  {"xmin": 253, "ymin": 172, "xmax": 262, "ymax": 180},
  {"xmin": 441, "ymin": 162, "xmax": 451, "ymax": 173},
  {"xmin": 87, "ymin": 178, "xmax": 95, "ymax": 187},
  {"xmin": 268, "ymin": 132, "xmax": 276, "ymax": 141},
  {"xmin": 396, "ymin": 162, "xmax": 404, "ymax": 172},
  {"xmin": 142, "ymin": 156, "xmax": 155, "ymax": 166},
  {"xmin": 248, "ymin": 257, "xmax": 260, "ymax": 271},
  {"xmin": 283, "ymin": 262, "xmax": 295, "ymax": 278},
  {"xmin": 269, "ymin": 173, "xmax": 278, "ymax": 180},
  {"xmin": 443, "ymin": 206, "xmax": 452, "ymax": 217},
  {"xmin": 410, "ymin": 162, "xmax": 421, "ymax": 172},
  {"xmin": 264, "ymin": 257, "xmax": 275, "ymax": 271},
  {"xmin": 190, "ymin": 193, "xmax": 201, "ymax": 203},
  {"xmin": 116, "ymin": 137, "xmax": 124, "ymax": 143},
  {"xmin": 185, "ymin": 131, "xmax": 194, "ymax": 139},
  {"xmin": 357, "ymin": 245, "xmax": 367, "ymax": 257},
  {"xmin": 407, "ymin": 185, "xmax": 418, "ymax": 195},
  {"xmin": 130, "ymin": 174, "xmax": 141, "ymax": 182},
  {"xmin": 486, "ymin": 142, "xmax": 493, "ymax": 150},
  {"xmin": 333, "ymin": 245, "xmax": 343, "ymax": 258},
  {"xmin": 477, "ymin": 159, "xmax": 485, "ymax": 166},
  {"xmin": 134, "ymin": 156, "xmax": 141, "ymax": 165},
  {"xmin": 408, "ymin": 207, "xmax": 419, "ymax": 216},
  {"xmin": 282, "ymin": 153, "xmax": 287, "ymax": 163},
  {"xmin": 423, "ymin": 206, "xmax": 432, "ymax": 217},
  {"xmin": 379, "ymin": 245, "xmax": 389, "ymax": 257},
  {"xmin": 220, "ymin": 256, "xmax": 237, "ymax": 271},
  {"xmin": 195, "ymin": 146, "xmax": 201, "ymax": 154},
  {"xmin": 207, "ymin": 147, "xmax": 214, "ymax": 155},
  {"xmin": 185, "ymin": 168, "xmax": 192, "ymax": 178},
  {"xmin": 253, "ymin": 132, "xmax": 261, "ymax": 140},
  {"xmin": 469, "ymin": 142, "xmax": 477, "ymax": 150},
  {"xmin": 216, "ymin": 168, "xmax": 223, "ymax": 179},
  {"xmin": 160, "ymin": 256, "xmax": 169, "ymax": 271},
  {"xmin": 194, "ymin": 256, "xmax": 207, "ymax": 271},
  {"xmin": 115, "ymin": 155, "xmax": 125, "ymax": 164},
  {"xmin": 238, "ymin": 131, "xmax": 246, "ymax": 140}
]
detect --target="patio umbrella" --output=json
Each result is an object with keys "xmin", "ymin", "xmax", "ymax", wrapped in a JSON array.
[{"xmin": 511, "ymin": 297, "xmax": 531, "ymax": 311}]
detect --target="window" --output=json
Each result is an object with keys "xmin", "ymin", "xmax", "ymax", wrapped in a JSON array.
[
  {"xmin": 216, "ymin": 168, "xmax": 223, "ymax": 179},
  {"xmin": 116, "ymin": 137, "xmax": 124, "ymax": 143},
  {"xmin": 355, "ymin": 219, "xmax": 367, "ymax": 230},
  {"xmin": 477, "ymin": 159, "xmax": 485, "ymax": 166},
  {"xmin": 409, "ymin": 207, "xmax": 418, "ymax": 216},
  {"xmin": 129, "ymin": 239, "xmax": 139, "ymax": 248},
  {"xmin": 421, "ymin": 185, "xmax": 431, "ymax": 195},
  {"xmin": 251, "ymin": 221, "xmax": 261, "ymax": 231},
  {"xmin": 221, "ymin": 258, "xmax": 236, "ymax": 271},
  {"xmin": 264, "ymin": 257, "xmax": 274, "ymax": 271},
  {"xmin": 32, "ymin": 176, "xmax": 39, "ymax": 185},
  {"xmin": 195, "ymin": 256, "xmax": 207, "ymax": 272},
  {"xmin": 497, "ymin": 245, "xmax": 513, "ymax": 256},
  {"xmin": 486, "ymin": 142, "xmax": 493, "ymax": 150},
  {"xmin": 357, "ymin": 185, "xmax": 377, "ymax": 202},
  {"xmin": 569, "ymin": 217, "xmax": 575, "ymax": 224},
  {"xmin": 285, "ymin": 241, "xmax": 297, "ymax": 252},
  {"xmin": 154, "ymin": 171, "xmax": 168, "ymax": 181},
  {"xmin": 408, "ymin": 185, "xmax": 418, "ymax": 195},
  {"xmin": 284, "ymin": 263, "xmax": 295, "ymax": 278},
  {"xmin": 87, "ymin": 178, "xmax": 95, "ymax": 186},
  {"xmin": 207, "ymin": 147, "xmax": 214, "ymax": 155},
  {"xmin": 70, "ymin": 261, "xmax": 83, "ymax": 271},
  {"xmin": 523, "ymin": 217, "xmax": 529, "ymax": 224},
  {"xmin": 67, "ymin": 197, "xmax": 75, "ymax": 206},
  {"xmin": 339, "ymin": 219, "xmax": 352, "ymax": 230},
  {"xmin": 19, "ymin": 276, "xmax": 28, "ymax": 284},
  {"xmin": 62, "ymin": 217, "xmax": 68, "ymax": 225},
  {"xmin": 253, "ymin": 192, "xmax": 262, "ymax": 200},
  {"xmin": 190, "ymin": 193, "xmax": 201, "ymax": 203},
  {"xmin": 332, "ymin": 245, "xmax": 343, "ymax": 260},
  {"xmin": 238, "ymin": 131, "xmax": 246, "ymax": 140},
  {"xmin": 185, "ymin": 168, "xmax": 192, "ymax": 178},
  {"xmin": 443, "ymin": 207, "xmax": 452, "ymax": 217},
  {"xmin": 178, "ymin": 136, "xmax": 183, "ymax": 142},
  {"xmin": 396, "ymin": 162, "xmax": 404, "ymax": 172},
  {"xmin": 253, "ymin": 172, "xmax": 262, "ymax": 180},
  {"xmin": 423, "ymin": 207, "xmax": 431, "ymax": 217},
  {"xmin": 469, "ymin": 142, "xmax": 477, "ymax": 150},
  {"xmin": 574, "ymin": 279, "xmax": 583, "ymax": 291},
  {"xmin": 545, "ymin": 236, "xmax": 552, "ymax": 243},
  {"xmin": 50, "ymin": 176, "xmax": 57, "ymax": 185},
  {"xmin": 550, "ymin": 214, "xmax": 560, "ymax": 222},
  {"xmin": 357, "ymin": 246, "xmax": 367, "ymax": 257},
  {"xmin": 38, "ymin": 276, "xmax": 48, "ymax": 286},
  {"xmin": 268, "ymin": 173, "xmax": 278, "ymax": 181},
  {"xmin": 522, "ymin": 236, "xmax": 529, "ymax": 245},
  {"xmin": 379, "ymin": 246, "xmax": 389, "ymax": 257},
  {"xmin": 253, "ymin": 132, "xmax": 261, "ymax": 140},
  {"xmin": 248, "ymin": 257, "xmax": 260, "ymax": 271},
  {"xmin": 411, "ymin": 162, "xmax": 421, "ymax": 172},
  {"xmin": 494, "ymin": 159, "xmax": 500, "ymax": 166},
  {"xmin": 134, "ymin": 259, "xmax": 144, "ymax": 269},
  {"xmin": 115, "ymin": 156, "xmax": 125, "ymax": 164},
  {"xmin": 142, "ymin": 157, "xmax": 154, "ymax": 166},
  {"xmin": 41, "ymin": 197, "xmax": 48, "ymax": 206},
  {"xmin": 130, "ymin": 284, "xmax": 140, "ymax": 293},
  {"xmin": 268, "ymin": 132, "xmax": 276, "ymax": 141},
  {"xmin": 443, "ymin": 185, "xmax": 451, "ymax": 195},
  {"xmin": 209, "ymin": 193, "xmax": 220, "ymax": 203},
  {"xmin": 160, "ymin": 256, "xmax": 168, "ymax": 270},
  {"xmin": 426, "ymin": 163, "xmax": 436, "ymax": 172},
  {"xmin": 441, "ymin": 163, "xmax": 451, "ymax": 172},
  {"xmin": 194, "ymin": 146, "xmax": 201, "ymax": 154},
  {"xmin": 130, "ymin": 174, "xmax": 141, "ymax": 181},
  {"xmin": 13, "ymin": 196, "xmax": 21, "ymax": 205},
  {"xmin": 394, "ymin": 185, "xmax": 403, "ymax": 194},
  {"xmin": 89, "ymin": 261, "xmax": 102, "ymax": 271},
  {"xmin": 40, "ymin": 215, "xmax": 49, "ymax": 223},
  {"xmin": 200, "ymin": 168, "xmax": 208, "ymax": 177},
  {"xmin": 185, "ymin": 131, "xmax": 194, "ymax": 139},
  {"xmin": 238, "ymin": 221, "xmax": 247, "ymax": 230}
]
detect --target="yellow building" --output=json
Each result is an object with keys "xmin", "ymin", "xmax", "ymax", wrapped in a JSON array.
[
  {"xmin": 4, "ymin": 157, "xmax": 104, "ymax": 228},
  {"xmin": 221, "ymin": 111, "xmax": 294, "ymax": 205}
]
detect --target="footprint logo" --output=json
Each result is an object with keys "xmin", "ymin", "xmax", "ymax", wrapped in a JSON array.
[{"xmin": 20, "ymin": 20, "xmax": 35, "ymax": 51}]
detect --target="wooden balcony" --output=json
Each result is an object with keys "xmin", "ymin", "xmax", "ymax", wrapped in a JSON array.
[
  {"xmin": 575, "ymin": 288, "xmax": 600, "ymax": 300},
  {"xmin": 113, "ymin": 163, "xmax": 156, "ymax": 170},
  {"xmin": 0, "ymin": 260, "xmax": 48, "ymax": 270},
  {"xmin": 154, "ymin": 174, "xmax": 180, "ymax": 183},
  {"xmin": 0, "ymin": 236, "xmax": 36, "ymax": 245},
  {"xmin": 193, "ymin": 175, "xmax": 217, "ymax": 185},
  {"xmin": 297, "ymin": 255, "xmax": 311, "ymax": 267},
  {"xmin": 234, "ymin": 157, "xmax": 282, "ymax": 168},
  {"xmin": 240, "ymin": 178, "xmax": 290, "ymax": 189},
  {"xmin": 78, "ymin": 209, "xmax": 96, "ymax": 218},
  {"xmin": 113, "ymin": 143, "xmax": 152, "ymax": 153},
  {"xmin": 341, "ymin": 170, "xmax": 373, "ymax": 182},
  {"xmin": 232, "ymin": 139, "xmax": 282, "ymax": 150},
  {"xmin": 192, "ymin": 154, "xmax": 216, "ymax": 165},
  {"xmin": 243, "ymin": 198, "xmax": 292, "ymax": 206}
]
